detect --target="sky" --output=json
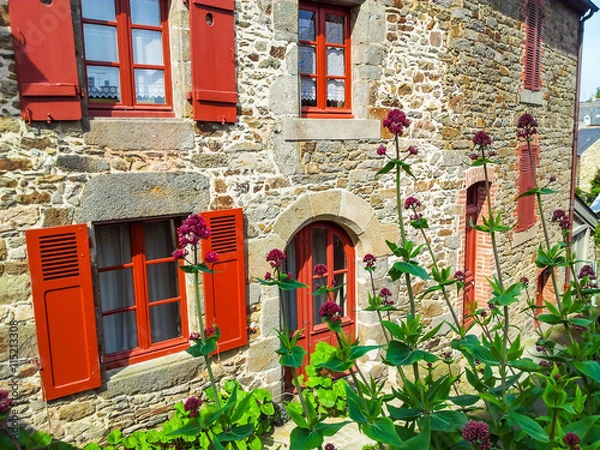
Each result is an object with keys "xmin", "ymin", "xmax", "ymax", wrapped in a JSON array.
[{"xmin": 580, "ymin": 12, "xmax": 600, "ymax": 101}]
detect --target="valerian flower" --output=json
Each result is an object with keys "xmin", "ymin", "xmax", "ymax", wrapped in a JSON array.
[
  {"xmin": 461, "ymin": 421, "xmax": 491, "ymax": 450},
  {"xmin": 472, "ymin": 131, "xmax": 492, "ymax": 147},
  {"xmin": 579, "ymin": 264, "xmax": 596, "ymax": 280},
  {"xmin": 205, "ymin": 250, "xmax": 219, "ymax": 263},
  {"xmin": 520, "ymin": 276, "xmax": 529, "ymax": 286},
  {"xmin": 376, "ymin": 145, "xmax": 387, "ymax": 156},
  {"xmin": 551, "ymin": 209, "xmax": 570, "ymax": 230},
  {"xmin": 454, "ymin": 270, "xmax": 466, "ymax": 282},
  {"xmin": 0, "ymin": 389, "xmax": 12, "ymax": 414},
  {"xmin": 383, "ymin": 109, "xmax": 410, "ymax": 136},
  {"xmin": 407, "ymin": 145, "xmax": 419, "ymax": 155},
  {"xmin": 549, "ymin": 174, "xmax": 557, "ymax": 183},
  {"xmin": 266, "ymin": 248, "xmax": 286, "ymax": 268},
  {"xmin": 178, "ymin": 214, "xmax": 211, "ymax": 247},
  {"xmin": 173, "ymin": 248, "xmax": 189, "ymax": 261},
  {"xmin": 363, "ymin": 254, "xmax": 376, "ymax": 269},
  {"xmin": 314, "ymin": 264, "xmax": 328, "ymax": 276},
  {"xmin": 205, "ymin": 326, "xmax": 216, "ymax": 337},
  {"xmin": 264, "ymin": 271, "xmax": 272, "ymax": 280},
  {"xmin": 324, "ymin": 444, "xmax": 338, "ymax": 450},
  {"xmin": 189, "ymin": 332, "xmax": 201, "ymax": 341},
  {"xmin": 319, "ymin": 301, "xmax": 343, "ymax": 322},
  {"xmin": 380, "ymin": 287, "xmax": 393, "ymax": 306},
  {"xmin": 184, "ymin": 396, "xmax": 203, "ymax": 418},
  {"xmin": 563, "ymin": 432, "xmax": 581, "ymax": 447},
  {"xmin": 404, "ymin": 196, "xmax": 421, "ymax": 209},
  {"xmin": 517, "ymin": 113, "xmax": 538, "ymax": 140}
]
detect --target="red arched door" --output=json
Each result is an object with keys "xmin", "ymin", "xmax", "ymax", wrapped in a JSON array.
[
  {"xmin": 464, "ymin": 182, "xmax": 485, "ymax": 323},
  {"xmin": 284, "ymin": 222, "xmax": 356, "ymax": 375}
]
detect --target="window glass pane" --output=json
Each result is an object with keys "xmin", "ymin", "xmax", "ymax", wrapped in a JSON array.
[
  {"xmin": 326, "ymin": 14, "xmax": 345, "ymax": 44},
  {"xmin": 87, "ymin": 66, "xmax": 121, "ymax": 102},
  {"xmin": 283, "ymin": 240, "xmax": 298, "ymax": 330},
  {"xmin": 103, "ymin": 311, "xmax": 137, "ymax": 354},
  {"xmin": 327, "ymin": 47, "xmax": 345, "ymax": 76},
  {"xmin": 96, "ymin": 223, "xmax": 131, "ymax": 267},
  {"xmin": 327, "ymin": 79, "xmax": 345, "ymax": 107},
  {"xmin": 134, "ymin": 69, "xmax": 166, "ymax": 104},
  {"xmin": 333, "ymin": 235, "xmax": 346, "ymax": 271},
  {"xmin": 132, "ymin": 30, "xmax": 164, "ymax": 65},
  {"xmin": 299, "ymin": 10, "xmax": 315, "ymax": 41},
  {"xmin": 144, "ymin": 220, "xmax": 177, "ymax": 260},
  {"xmin": 81, "ymin": 0, "xmax": 116, "ymax": 21},
  {"xmin": 299, "ymin": 45, "xmax": 316, "ymax": 74},
  {"xmin": 84, "ymin": 24, "xmax": 119, "ymax": 62},
  {"xmin": 312, "ymin": 228, "xmax": 327, "ymax": 266},
  {"xmin": 147, "ymin": 261, "xmax": 179, "ymax": 302},
  {"xmin": 301, "ymin": 78, "xmax": 316, "ymax": 107},
  {"xmin": 150, "ymin": 302, "xmax": 181, "ymax": 343},
  {"xmin": 131, "ymin": 0, "xmax": 161, "ymax": 26},
  {"xmin": 334, "ymin": 273, "xmax": 347, "ymax": 316},
  {"xmin": 99, "ymin": 268, "xmax": 135, "ymax": 311},
  {"xmin": 313, "ymin": 279, "xmax": 328, "ymax": 325}
]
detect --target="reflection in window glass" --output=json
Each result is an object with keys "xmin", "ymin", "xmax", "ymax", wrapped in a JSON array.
[
  {"xmin": 325, "ymin": 14, "xmax": 344, "ymax": 44},
  {"xmin": 327, "ymin": 80, "xmax": 345, "ymax": 107},
  {"xmin": 87, "ymin": 66, "xmax": 121, "ymax": 102},
  {"xmin": 81, "ymin": 0, "xmax": 116, "ymax": 21},
  {"xmin": 299, "ymin": 10, "xmax": 316, "ymax": 41},
  {"xmin": 134, "ymin": 69, "xmax": 166, "ymax": 104},
  {"xmin": 132, "ymin": 30, "xmax": 164, "ymax": 65},
  {"xmin": 84, "ymin": 24, "xmax": 119, "ymax": 62},
  {"xmin": 299, "ymin": 45, "xmax": 316, "ymax": 74},
  {"xmin": 131, "ymin": 0, "xmax": 161, "ymax": 26}
]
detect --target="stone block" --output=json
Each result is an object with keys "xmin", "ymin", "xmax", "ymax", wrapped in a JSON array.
[
  {"xmin": 247, "ymin": 235, "xmax": 287, "ymax": 279},
  {"xmin": 76, "ymin": 172, "xmax": 209, "ymax": 223},
  {"xmin": 282, "ymin": 119, "xmax": 380, "ymax": 141},
  {"xmin": 58, "ymin": 401, "xmax": 96, "ymax": 422},
  {"xmin": 247, "ymin": 337, "xmax": 279, "ymax": 373},
  {"xmin": 273, "ymin": 195, "xmax": 313, "ymax": 242},
  {"xmin": 42, "ymin": 208, "xmax": 74, "ymax": 228},
  {"xmin": 269, "ymin": 76, "xmax": 298, "ymax": 116},
  {"xmin": 309, "ymin": 190, "xmax": 342, "ymax": 219},
  {"xmin": 338, "ymin": 190, "xmax": 374, "ymax": 236},
  {"xmin": 260, "ymin": 296, "xmax": 280, "ymax": 338},
  {"xmin": 0, "ymin": 274, "xmax": 30, "ymax": 305},
  {"xmin": 0, "ymin": 117, "xmax": 20, "ymax": 134},
  {"xmin": 84, "ymin": 119, "xmax": 195, "ymax": 151},
  {"xmin": 56, "ymin": 155, "xmax": 109, "ymax": 173}
]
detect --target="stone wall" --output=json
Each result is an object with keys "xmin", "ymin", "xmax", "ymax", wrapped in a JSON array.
[
  {"xmin": 0, "ymin": 0, "xmax": 582, "ymax": 445},
  {"xmin": 579, "ymin": 138, "xmax": 600, "ymax": 192}
]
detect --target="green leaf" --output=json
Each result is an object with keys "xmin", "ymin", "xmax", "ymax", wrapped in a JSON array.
[
  {"xmin": 429, "ymin": 411, "xmax": 467, "ymax": 432},
  {"xmin": 180, "ymin": 263, "xmax": 215, "ymax": 274},
  {"xmin": 398, "ymin": 160, "xmax": 416, "ymax": 178},
  {"xmin": 389, "ymin": 261, "xmax": 430, "ymax": 281},
  {"xmin": 348, "ymin": 345, "xmax": 383, "ymax": 360},
  {"xmin": 574, "ymin": 360, "xmax": 600, "ymax": 383},
  {"xmin": 290, "ymin": 426, "xmax": 324, "ymax": 450},
  {"xmin": 0, "ymin": 434, "xmax": 16, "ymax": 450},
  {"xmin": 277, "ymin": 278, "xmax": 310, "ymax": 291},
  {"xmin": 362, "ymin": 417, "xmax": 404, "ymax": 447},
  {"xmin": 449, "ymin": 394, "xmax": 480, "ymax": 407},
  {"xmin": 107, "ymin": 430, "xmax": 123, "ymax": 445},
  {"xmin": 506, "ymin": 410, "xmax": 550, "ymax": 443},
  {"xmin": 563, "ymin": 416, "xmax": 600, "ymax": 440},
  {"xmin": 387, "ymin": 405, "xmax": 423, "ymax": 421},
  {"xmin": 166, "ymin": 419, "xmax": 202, "ymax": 438},
  {"xmin": 509, "ymin": 359, "xmax": 544, "ymax": 372},
  {"xmin": 315, "ymin": 421, "xmax": 350, "ymax": 437},
  {"xmin": 537, "ymin": 313, "xmax": 562, "ymax": 325},
  {"xmin": 376, "ymin": 160, "xmax": 396, "ymax": 175},
  {"xmin": 216, "ymin": 423, "xmax": 255, "ymax": 443},
  {"xmin": 345, "ymin": 384, "xmax": 368, "ymax": 424},
  {"xmin": 285, "ymin": 402, "xmax": 308, "ymax": 429},
  {"xmin": 277, "ymin": 345, "xmax": 306, "ymax": 368},
  {"xmin": 186, "ymin": 338, "xmax": 218, "ymax": 357}
]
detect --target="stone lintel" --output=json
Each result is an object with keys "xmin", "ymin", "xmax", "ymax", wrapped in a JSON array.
[
  {"xmin": 282, "ymin": 119, "xmax": 381, "ymax": 141},
  {"xmin": 519, "ymin": 89, "xmax": 544, "ymax": 106},
  {"xmin": 512, "ymin": 223, "xmax": 539, "ymax": 247}
]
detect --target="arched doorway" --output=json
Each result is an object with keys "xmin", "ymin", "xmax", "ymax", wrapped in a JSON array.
[
  {"xmin": 463, "ymin": 182, "xmax": 486, "ymax": 322},
  {"xmin": 283, "ymin": 221, "xmax": 356, "ymax": 375}
]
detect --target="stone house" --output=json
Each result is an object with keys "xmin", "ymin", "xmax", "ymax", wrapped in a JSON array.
[
  {"xmin": 578, "ymin": 126, "xmax": 600, "ymax": 192},
  {"xmin": 0, "ymin": 0, "xmax": 597, "ymax": 445}
]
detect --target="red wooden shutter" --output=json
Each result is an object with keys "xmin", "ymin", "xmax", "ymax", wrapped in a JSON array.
[
  {"xmin": 201, "ymin": 208, "xmax": 247, "ymax": 352},
  {"xmin": 190, "ymin": 0, "xmax": 237, "ymax": 123},
  {"xmin": 9, "ymin": 0, "xmax": 82, "ymax": 122},
  {"xmin": 516, "ymin": 147, "xmax": 536, "ymax": 231},
  {"xmin": 25, "ymin": 225, "xmax": 100, "ymax": 400},
  {"xmin": 524, "ymin": 0, "xmax": 543, "ymax": 91}
]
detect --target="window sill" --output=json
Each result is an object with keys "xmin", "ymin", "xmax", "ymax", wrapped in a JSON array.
[
  {"xmin": 282, "ymin": 118, "xmax": 380, "ymax": 141},
  {"xmin": 519, "ymin": 89, "xmax": 544, "ymax": 106},
  {"xmin": 512, "ymin": 223, "xmax": 539, "ymax": 247},
  {"xmin": 83, "ymin": 118, "xmax": 194, "ymax": 151}
]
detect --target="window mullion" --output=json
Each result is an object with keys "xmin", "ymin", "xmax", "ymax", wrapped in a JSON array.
[
  {"xmin": 131, "ymin": 222, "xmax": 150, "ymax": 349},
  {"xmin": 116, "ymin": 0, "xmax": 134, "ymax": 106},
  {"xmin": 317, "ymin": 9, "xmax": 327, "ymax": 111}
]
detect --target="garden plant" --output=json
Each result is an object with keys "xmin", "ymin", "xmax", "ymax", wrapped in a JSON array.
[{"xmin": 1, "ymin": 110, "xmax": 600, "ymax": 450}]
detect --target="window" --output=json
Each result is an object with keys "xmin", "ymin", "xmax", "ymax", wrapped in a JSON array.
[
  {"xmin": 81, "ymin": 0, "xmax": 173, "ymax": 116},
  {"xmin": 516, "ymin": 144, "xmax": 539, "ymax": 232},
  {"xmin": 95, "ymin": 218, "xmax": 188, "ymax": 368},
  {"xmin": 299, "ymin": 4, "xmax": 352, "ymax": 118},
  {"xmin": 524, "ymin": 0, "xmax": 543, "ymax": 92}
]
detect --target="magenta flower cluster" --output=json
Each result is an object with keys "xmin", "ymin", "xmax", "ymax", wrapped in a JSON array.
[
  {"xmin": 453, "ymin": 270, "xmax": 466, "ymax": 282},
  {"xmin": 363, "ymin": 254, "xmax": 376, "ymax": 269},
  {"xmin": 380, "ymin": 287, "xmax": 394, "ymax": 306},
  {"xmin": 178, "ymin": 214, "xmax": 211, "ymax": 247},
  {"xmin": 376, "ymin": 145, "xmax": 387, "ymax": 156},
  {"xmin": 563, "ymin": 432, "xmax": 581, "ymax": 449},
  {"xmin": 404, "ymin": 196, "xmax": 421, "ymax": 210},
  {"xmin": 319, "ymin": 301, "xmax": 343, "ymax": 322},
  {"xmin": 324, "ymin": 444, "xmax": 337, "ymax": 450},
  {"xmin": 205, "ymin": 325, "xmax": 216, "ymax": 337},
  {"xmin": 517, "ymin": 113, "xmax": 538, "ymax": 139},
  {"xmin": 578, "ymin": 264, "xmax": 596, "ymax": 280},
  {"xmin": 184, "ymin": 396, "xmax": 203, "ymax": 418},
  {"xmin": 383, "ymin": 109, "xmax": 410, "ymax": 136},
  {"xmin": 314, "ymin": 264, "xmax": 328, "ymax": 276},
  {"xmin": 520, "ymin": 276, "xmax": 529, "ymax": 286},
  {"xmin": 205, "ymin": 250, "xmax": 219, "ymax": 263},
  {"xmin": 461, "ymin": 421, "xmax": 491, "ymax": 450},
  {"xmin": 266, "ymin": 249, "xmax": 286, "ymax": 268},
  {"xmin": 189, "ymin": 332, "xmax": 201, "ymax": 341},
  {"xmin": 0, "ymin": 389, "xmax": 12, "ymax": 414},
  {"xmin": 551, "ymin": 209, "xmax": 570, "ymax": 230},
  {"xmin": 472, "ymin": 130, "xmax": 492, "ymax": 146}
]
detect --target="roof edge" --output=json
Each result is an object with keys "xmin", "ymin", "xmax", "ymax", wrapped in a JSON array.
[{"xmin": 563, "ymin": 0, "xmax": 599, "ymax": 15}]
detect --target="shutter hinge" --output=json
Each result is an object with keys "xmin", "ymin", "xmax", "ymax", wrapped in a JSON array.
[
  {"xmin": 46, "ymin": 113, "xmax": 54, "ymax": 125},
  {"xmin": 75, "ymin": 86, "xmax": 85, "ymax": 98},
  {"xmin": 186, "ymin": 91, "xmax": 193, "ymax": 102},
  {"xmin": 23, "ymin": 107, "xmax": 33, "ymax": 126}
]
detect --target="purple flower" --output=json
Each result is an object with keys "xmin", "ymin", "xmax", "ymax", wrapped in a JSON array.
[
  {"xmin": 380, "ymin": 287, "xmax": 393, "ymax": 306},
  {"xmin": 454, "ymin": 271, "xmax": 466, "ymax": 282},
  {"xmin": 517, "ymin": 113, "xmax": 538, "ymax": 139},
  {"xmin": 189, "ymin": 332, "xmax": 201, "ymax": 341},
  {"xmin": 579, "ymin": 264, "xmax": 596, "ymax": 280},
  {"xmin": 173, "ymin": 248, "xmax": 189, "ymax": 261},
  {"xmin": 266, "ymin": 249, "xmax": 286, "ymax": 268},
  {"xmin": 184, "ymin": 396, "xmax": 203, "ymax": 417},
  {"xmin": 480, "ymin": 310, "xmax": 488, "ymax": 317},
  {"xmin": 461, "ymin": 421, "xmax": 491, "ymax": 449},
  {"xmin": 324, "ymin": 444, "xmax": 337, "ymax": 450},
  {"xmin": 205, "ymin": 250, "xmax": 219, "ymax": 264},
  {"xmin": 472, "ymin": 131, "xmax": 492, "ymax": 146},
  {"xmin": 363, "ymin": 254, "xmax": 376, "ymax": 269},
  {"xmin": 178, "ymin": 214, "xmax": 211, "ymax": 247},
  {"xmin": 376, "ymin": 145, "xmax": 387, "ymax": 156},
  {"xmin": 487, "ymin": 150, "xmax": 497, "ymax": 157},
  {"xmin": 552, "ymin": 209, "xmax": 566, "ymax": 221},
  {"xmin": 539, "ymin": 360, "xmax": 551, "ymax": 368},
  {"xmin": 404, "ymin": 196, "xmax": 421, "ymax": 210},
  {"xmin": 407, "ymin": 145, "xmax": 419, "ymax": 155},
  {"xmin": 319, "ymin": 301, "xmax": 343, "ymax": 322},
  {"xmin": 264, "ymin": 271, "xmax": 272, "ymax": 280},
  {"xmin": 563, "ymin": 432, "xmax": 581, "ymax": 446},
  {"xmin": 410, "ymin": 213, "xmax": 423, "ymax": 221},
  {"xmin": 205, "ymin": 326, "xmax": 216, "ymax": 337},
  {"xmin": 549, "ymin": 175, "xmax": 557, "ymax": 183},
  {"xmin": 0, "ymin": 389, "xmax": 12, "ymax": 414},
  {"xmin": 443, "ymin": 352, "xmax": 452, "ymax": 360},
  {"xmin": 520, "ymin": 276, "xmax": 529, "ymax": 286},
  {"xmin": 383, "ymin": 109, "xmax": 410, "ymax": 136},
  {"xmin": 314, "ymin": 264, "xmax": 328, "ymax": 276},
  {"xmin": 469, "ymin": 153, "xmax": 479, "ymax": 160}
]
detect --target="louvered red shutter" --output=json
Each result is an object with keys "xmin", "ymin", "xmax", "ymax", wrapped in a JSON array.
[
  {"xmin": 25, "ymin": 225, "xmax": 100, "ymax": 400},
  {"xmin": 516, "ymin": 147, "xmax": 536, "ymax": 231},
  {"xmin": 524, "ymin": 0, "xmax": 543, "ymax": 91},
  {"xmin": 201, "ymin": 208, "xmax": 247, "ymax": 352},
  {"xmin": 190, "ymin": 0, "xmax": 237, "ymax": 123},
  {"xmin": 9, "ymin": 0, "xmax": 82, "ymax": 122}
]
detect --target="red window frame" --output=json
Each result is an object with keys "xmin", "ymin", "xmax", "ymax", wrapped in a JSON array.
[
  {"xmin": 299, "ymin": 3, "xmax": 352, "ymax": 118},
  {"xmin": 96, "ymin": 219, "xmax": 188, "ymax": 369},
  {"xmin": 81, "ymin": 0, "xmax": 174, "ymax": 117},
  {"xmin": 516, "ymin": 144, "xmax": 539, "ymax": 232},
  {"xmin": 524, "ymin": 0, "xmax": 543, "ymax": 92}
]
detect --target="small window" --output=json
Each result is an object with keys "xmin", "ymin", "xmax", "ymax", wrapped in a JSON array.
[
  {"xmin": 95, "ymin": 218, "xmax": 188, "ymax": 368},
  {"xmin": 81, "ymin": 0, "xmax": 173, "ymax": 117},
  {"xmin": 299, "ymin": 4, "xmax": 352, "ymax": 118},
  {"xmin": 524, "ymin": 0, "xmax": 543, "ymax": 92}
]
